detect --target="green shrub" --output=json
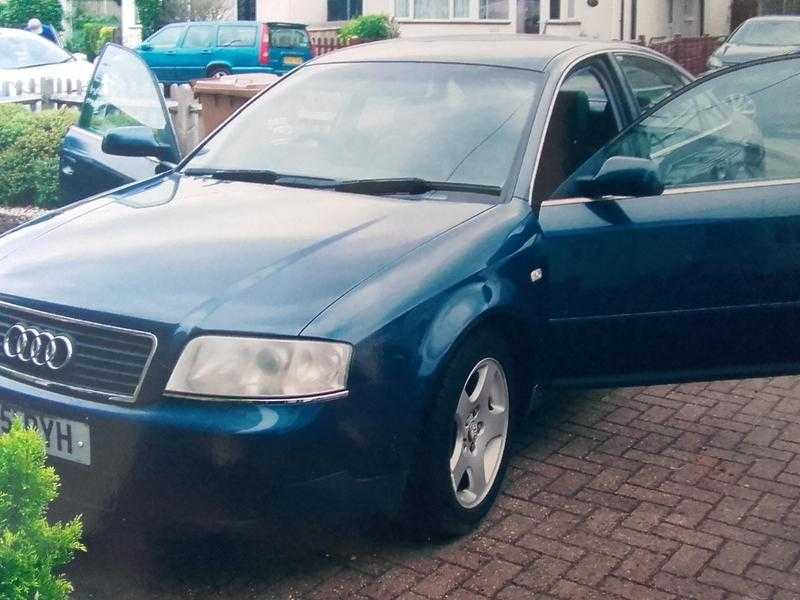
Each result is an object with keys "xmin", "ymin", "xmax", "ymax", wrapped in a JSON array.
[
  {"xmin": 338, "ymin": 14, "xmax": 399, "ymax": 43},
  {"xmin": 0, "ymin": 0, "xmax": 64, "ymax": 29},
  {"xmin": 137, "ymin": 0, "xmax": 162, "ymax": 39},
  {"xmin": 0, "ymin": 105, "xmax": 78, "ymax": 208},
  {"xmin": 0, "ymin": 420, "xmax": 84, "ymax": 600},
  {"xmin": 66, "ymin": 13, "xmax": 119, "ymax": 60}
]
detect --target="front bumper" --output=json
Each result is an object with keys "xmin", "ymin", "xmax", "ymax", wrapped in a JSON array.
[{"xmin": 0, "ymin": 374, "xmax": 405, "ymax": 530}]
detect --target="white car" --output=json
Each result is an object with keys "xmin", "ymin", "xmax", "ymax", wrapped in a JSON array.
[{"xmin": 0, "ymin": 28, "xmax": 94, "ymax": 95}]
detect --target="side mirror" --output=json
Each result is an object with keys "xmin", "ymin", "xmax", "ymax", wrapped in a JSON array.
[
  {"xmin": 139, "ymin": 43, "xmax": 152, "ymax": 51},
  {"xmin": 101, "ymin": 126, "xmax": 173, "ymax": 161},
  {"xmin": 576, "ymin": 156, "xmax": 664, "ymax": 199}
]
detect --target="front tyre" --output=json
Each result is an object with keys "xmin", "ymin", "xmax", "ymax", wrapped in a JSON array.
[{"xmin": 405, "ymin": 332, "xmax": 516, "ymax": 538}]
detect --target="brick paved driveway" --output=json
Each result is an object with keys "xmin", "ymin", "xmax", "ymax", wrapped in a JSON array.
[
  {"xmin": 68, "ymin": 380, "xmax": 800, "ymax": 600},
  {"xmin": 1, "ymin": 214, "xmax": 798, "ymax": 599}
]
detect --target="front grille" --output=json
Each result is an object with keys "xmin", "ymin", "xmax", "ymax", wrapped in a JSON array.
[{"xmin": 0, "ymin": 301, "xmax": 156, "ymax": 403}]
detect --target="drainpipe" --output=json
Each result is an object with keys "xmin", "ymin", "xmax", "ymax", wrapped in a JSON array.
[{"xmin": 620, "ymin": 0, "xmax": 626, "ymax": 40}]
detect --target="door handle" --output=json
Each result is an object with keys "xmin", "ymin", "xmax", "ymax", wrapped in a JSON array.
[{"xmin": 61, "ymin": 165, "xmax": 74, "ymax": 176}]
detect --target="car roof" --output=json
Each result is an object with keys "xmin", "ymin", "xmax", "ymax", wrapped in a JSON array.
[
  {"xmin": 0, "ymin": 27, "xmax": 39, "ymax": 38},
  {"xmin": 164, "ymin": 21, "xmax": 306, "ymax": 28},
  {"xmin": 741, "ymin": 15, "xmax": 800, "ymax": 22},
  {"xmin": 312, "ymin": 35, "xmax": 647, "ymax": 72}
]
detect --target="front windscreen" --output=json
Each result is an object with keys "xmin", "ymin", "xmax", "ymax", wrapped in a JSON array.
[{"xmin": 184, "ymin": 62, "xmax": 541, "ymax": 192}]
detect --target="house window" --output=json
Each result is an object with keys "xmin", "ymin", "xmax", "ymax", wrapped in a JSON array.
[
  {"xmin": 395, "ymin": 0, "xmax": 410, "ymax": 17},
  {"xmin": 414, "ymin": 0, "xmax": 449, "ymax": 19},
  {"xmin": 550, "ymin": 0, "xmax": 561, "ymax": 19},
  {"xmin": 328, "ymin": 0, "xmax": 362, "ymax": 21},
  {"xmin": 397, "ymin": 0, "xmax": 509, "ymax": 20}
]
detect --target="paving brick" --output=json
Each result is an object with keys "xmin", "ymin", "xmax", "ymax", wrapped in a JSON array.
[
  {"xmin": 655, "ymin": 523, "xmax": 723, "ymax": 551},
  {"xmin": 651, "ymin": 572, "xmax": 725, "ymax": 600},
  {"xmin": 363, "ymin": 566, "xmax": 420, "ymax": 599},
  {"xmin": 751, "ymin": 493, "xmax": 794, "ymax": 521},
  {"xmin": 662, "ymin": 545, "xmax": 714, "ymax": 577},
  {"xmin": 708, "ymin": 541, "xmax": 759, "ymax": 575},
  {"xmin": 486, "ymin": 513, "xmax": 540, "ymax": 543},
  {"xmin": 536, "ymin": 511, "xmax": 582, "ymax": 540},
  {"xmin": 614, "ymin": 549, "xmax": 665, "ymax": 584},
  {"xmin": 583, "ymin": 507, "xmax": 624, "ymax": 536},
  {"xmin": 665, "ymin": 498, "xmax": 712, "ymax": 528},
  {"xmin": 412, "ymin": 563, "xmax": 469, "ymax": 599},
  {"xmin": 564, "ymin": 553, "xmax": 619, "ymax": 586},
  {"xmin": 601, "ymin": 576, "xmax": 676, "ymax": 600},
  {"xmin": 514, "ymin": 555, "xmax": 570, "ymax": 592},
  {"xmin": 462, "ymin": 560, "xmax": 521, "ymax": 597},
  {"xmin": 707, "ymin": 496, "xmax": 754, "ymax": 525},
  {"xmin": 697, "ymin": 567, "xmax": 772, "ymax": 599},
  {"xmin": 755, "ymin": 538, "xmax": 800, "ymax": 570}
]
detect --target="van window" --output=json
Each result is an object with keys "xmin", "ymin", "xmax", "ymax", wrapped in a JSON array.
[
  {"xmin": 269, "ymin": 27, "xmax": 310, "ymax": 49},
  {"xmin": 146, "ymin": 25, "xmax": 185, "ymax": 49},
  {"xmin": 218, "ymin": 25, "xmax": 256, "ymax": 47},
  {"xmin": 183, "ymin": 25, "xmax": 215, "ymax": 49}
]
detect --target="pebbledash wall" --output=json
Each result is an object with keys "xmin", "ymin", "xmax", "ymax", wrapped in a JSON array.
[{"xmin": 255, "ymin": 0, "xmax": 732, "ymax": 40}]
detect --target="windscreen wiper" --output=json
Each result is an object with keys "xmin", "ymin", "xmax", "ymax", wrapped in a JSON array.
[
  {"xmin": 183, "ymin": 168, "xmax": 283, "ymax": 184},
  {"xmin": 183, "ymin": 168, "xmax": 338, "ymax": 188},
  {"xmin": 330, "ymin": 178, "xmax": 502, "ymax": 197}
]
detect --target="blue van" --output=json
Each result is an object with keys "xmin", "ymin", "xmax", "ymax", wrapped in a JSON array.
[{"xmin": 137, "ymin": 21, "xmax": 313, "ymax": 83}]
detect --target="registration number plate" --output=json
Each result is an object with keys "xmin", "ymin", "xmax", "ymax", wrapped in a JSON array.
[
  {"xmin": 0, "ymin": 404, "xmax": 91, "ymax": 465},
  {"xmin": 283, "ymin": 56, "xmax": 302, "ymax": 66}
]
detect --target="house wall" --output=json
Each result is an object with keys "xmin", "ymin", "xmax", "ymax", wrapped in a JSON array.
[{"xmin": 258, "ymin": 0, "xmax": 731, "ymax": 39}]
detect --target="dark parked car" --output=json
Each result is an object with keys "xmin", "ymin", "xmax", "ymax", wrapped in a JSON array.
[
  {"xmin": 9, "ymin": 38, "xmax": 800, "ymax": 537},
  {"xmin": 137, "ymin": 20, "xmax": 313, "ymax": 84},
  {"xmin": 707, "ymin": 15, "xmax": 800, "ymax": 71}
]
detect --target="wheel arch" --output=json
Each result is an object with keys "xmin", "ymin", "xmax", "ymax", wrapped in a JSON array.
[{"xmin": 205, "ymin": 61, "xmax": 233, "ymax": 76}]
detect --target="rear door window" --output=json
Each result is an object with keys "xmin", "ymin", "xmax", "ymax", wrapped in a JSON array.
[
  {"xmin": 269, "ymin": 27, "xmax": 310, "ymax": 49},
  {"xmin": 218, "ymin": 25, "xmax": 256, "ymax": 47},
  {"xmin": 183, "ymin": 25, "xmax": 216, "ymax": 49}
]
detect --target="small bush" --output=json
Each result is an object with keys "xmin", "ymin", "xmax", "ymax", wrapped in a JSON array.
[
  {"xmin": 0, "ymin": 0, "xmax": 64, "ymax": 29},
  {"xmin": 0, "ymin": 420, "xmax": 84, "ymax": 600},
  {"xmin": 65, "ymin": 13, "xmax": 119, "ymax": 60},
  {"xmin": 0, "ymin": 105, "xmax": 78, "ymax": 208},
  {"xmin": 338, "ymin": 14, "xmax": 399, "ymax": 43}
]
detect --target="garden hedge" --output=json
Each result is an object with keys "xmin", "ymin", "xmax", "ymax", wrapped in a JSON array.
[{"xmin": 0, "ymin": 105, "xmax": 78, "ymax": 208}]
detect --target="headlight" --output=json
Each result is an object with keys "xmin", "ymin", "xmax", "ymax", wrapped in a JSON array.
[
  {"xmin": 165, "ymin": 336, "xmax": 352, "ymax": 401},
  {"xmin": 707, "ymin": 54, "xmax": 723, "ymax": 69}
]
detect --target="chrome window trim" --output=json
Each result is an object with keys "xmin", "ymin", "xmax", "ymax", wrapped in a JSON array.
[
  {"xmin": 540, "ymin": 177, "xmax": 800, "ymax": 208},
  {"xmin": 528, "ymin": 47, "xmax": 692, "ymax": 206},
  {"xmin": 0, "ymin": 300, "xmax": 158, "ymax": 404}
]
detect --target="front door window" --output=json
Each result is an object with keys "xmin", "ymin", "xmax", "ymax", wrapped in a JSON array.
[
  {"xmin": 553, "ymin": 56, "xmax": 800, "ymax": 198},
  {"xmin": 533, "ymin": 63, "xmax": 623, "ymax": 201}
]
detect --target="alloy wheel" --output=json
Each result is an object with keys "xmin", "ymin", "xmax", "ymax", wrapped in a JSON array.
[{"xmin": 450, "ymin": 357, "xmax": 510, "ymax": 509}]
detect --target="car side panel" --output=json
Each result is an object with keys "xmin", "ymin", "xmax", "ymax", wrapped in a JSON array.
[{"xmin": 302, "ymin": 199, "xmax": 544, "ymax": 468}]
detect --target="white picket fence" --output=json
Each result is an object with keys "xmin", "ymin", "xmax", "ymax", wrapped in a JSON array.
[{"xmin": 0, "ymin": 77, "xmax": 205, "ymax": 156}]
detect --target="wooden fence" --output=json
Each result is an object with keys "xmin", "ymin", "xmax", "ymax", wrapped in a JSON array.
[
  {"xmin": 634, "ymin": 35, "xmax": 725, "ymax": 75},
  {"xmin": 0, "ymin": 77, "xmax": 203, "ymax": 155}
]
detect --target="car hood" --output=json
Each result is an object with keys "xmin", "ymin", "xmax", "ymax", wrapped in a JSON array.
[
  {"xmin": 0, "ymin": 175, "xmax": 492, "ymax": 337},
  {"xmin": 717, "ymin": 43, "xmax": 800, "ymax": 65},
  {"xmin": 0, "ymin": 59, "xmax": 94, "ymax": 90}
]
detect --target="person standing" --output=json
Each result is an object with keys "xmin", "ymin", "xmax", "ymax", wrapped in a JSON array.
[{"xmin": 25, "ymin": 18, "xmax": 59, "ymax": 45}]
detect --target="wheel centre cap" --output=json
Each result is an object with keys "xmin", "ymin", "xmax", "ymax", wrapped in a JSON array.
[{"xmin": 466, "ymin": 417, "xmax": 481, "ymax": 444}]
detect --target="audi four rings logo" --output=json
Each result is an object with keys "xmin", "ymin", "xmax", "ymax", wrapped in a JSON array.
[{"xmin": 2, "ymin": 324, "xmax": 74, "ymax": 370}]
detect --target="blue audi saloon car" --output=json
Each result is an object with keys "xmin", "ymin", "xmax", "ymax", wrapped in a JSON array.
[{"xmin": 7, "ymin": 38, "xmax": 800, "ymax": 536}]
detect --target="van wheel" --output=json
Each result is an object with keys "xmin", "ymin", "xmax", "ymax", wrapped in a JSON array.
[
  {"xmin": 404, "ymin": 331, "xmax": 517, "ymax": 539},
  {"xmin": 207, "ymin": 66, "xmax": 231, "ymax": 78}
]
